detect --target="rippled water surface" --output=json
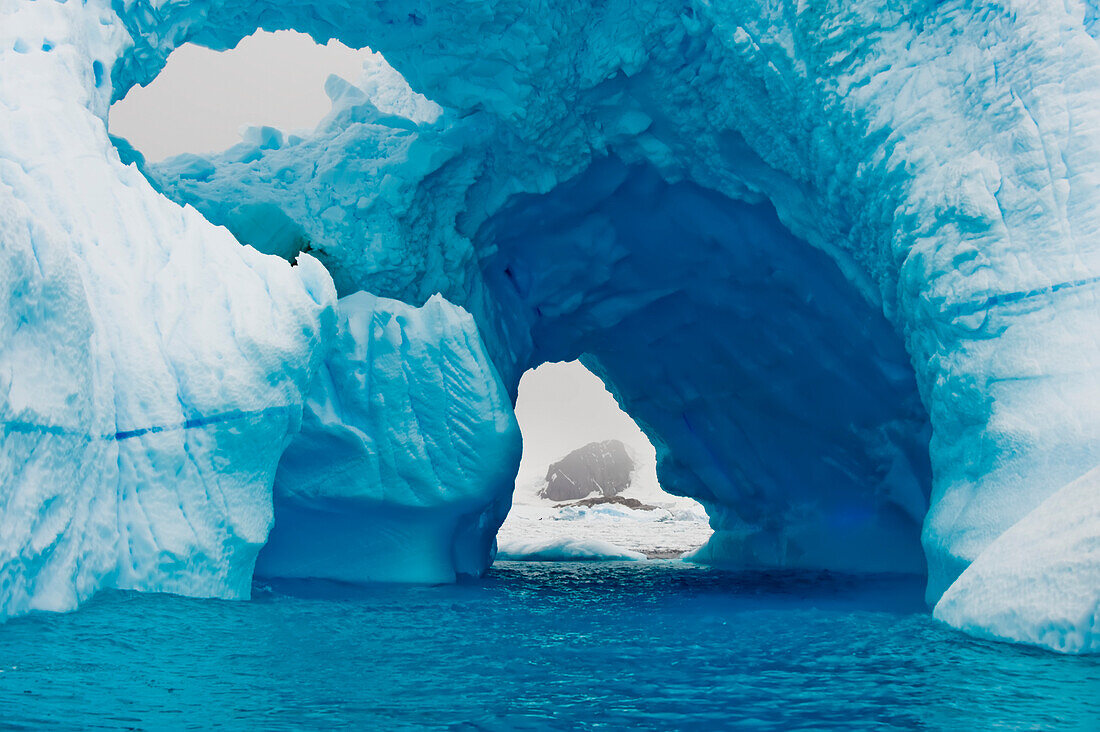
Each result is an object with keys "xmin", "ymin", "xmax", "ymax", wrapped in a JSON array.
[{"xmin": 0, "ymin": 561, "xmax": 1096, "ymax": 730}]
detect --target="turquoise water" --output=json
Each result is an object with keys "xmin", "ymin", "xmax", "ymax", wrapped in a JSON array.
[{"xmin": 0, "ymin": 561, "xmax": 1096, "ymax": 730}]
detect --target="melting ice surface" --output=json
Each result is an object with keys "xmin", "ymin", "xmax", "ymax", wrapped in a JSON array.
[{"xmin": 1, "ymin": 564, "xmax": 1098, "ymax": 730}]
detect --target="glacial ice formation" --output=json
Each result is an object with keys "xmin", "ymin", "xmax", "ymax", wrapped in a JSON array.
[
  {"xmin": 1, "ymin": 0, "xmax": 1098, "ymax": 653},
  {"xmin": 257, "ymin": 292, "xmax": 520, "ymax": 583},
  {"xmin": 0, "ymin": 0, "xmax": 336, "ymax": 619}
]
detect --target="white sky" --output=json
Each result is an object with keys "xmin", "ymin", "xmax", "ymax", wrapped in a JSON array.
[
  {"xmin": 108, "ymin": 30, "xmax": 660, "ymax": 485},
  {"xmin": 109, "ymin": 31, "xmax": 373, "ymax": 160},
  {"xmin": 514, "ymin": 362, "xmax": 657, "ymax": 488}
]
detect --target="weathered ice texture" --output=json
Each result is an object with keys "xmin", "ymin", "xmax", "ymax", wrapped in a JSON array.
[
  {"xmin": 0, "ymin": 0, "xmax": 337, "ymax": 618},
  {"xmin": 256, "ymin": 292, "xmax": 520, "ymax": 583},
  {"xmin": 1, "ymin": 0, "xmax": 1097, "ymax": 653},
  {"xmin": 540, "ymin": 440, "xmax": 634, "ymax": 502},
  {"xmin": 934, "ymin": 467, "xmax": 1100, "ymax": 654}
]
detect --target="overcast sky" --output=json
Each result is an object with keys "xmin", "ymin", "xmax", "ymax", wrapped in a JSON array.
[
  {"xmin": 110, "ymin": 31, "xmax": 372, "ymax": 160},
  {"xmin": 514, "ymin": 362, "xmax": 656, "ymax": 487},
  {"xmin": 109, "ymin": 30, "xmax": 658, "ymax": 485}
]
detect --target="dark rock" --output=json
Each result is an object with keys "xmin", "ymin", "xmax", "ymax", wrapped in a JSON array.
[
  {"xmin": 539, "ymin": 439, "xmax": 634, "ymax": 501},
  {"xmin": 555, "ymin": 495, "xmax": 658, "ymax": 511}
]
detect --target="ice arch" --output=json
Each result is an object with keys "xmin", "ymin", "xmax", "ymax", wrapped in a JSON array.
[
  {"xmin": 1, "ymin": 0, "xmax": 1098, "ymax": 652},
  {"xmin": 477, "ymin": 158, "xmax": 931, "ymax": 573}
]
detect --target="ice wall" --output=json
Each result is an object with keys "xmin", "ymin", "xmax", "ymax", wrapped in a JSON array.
[
  {"xmin": 1, "ymin": 0, "xmax": 1097, "ymax": 653},
  {"xmin": 0, "ymin": 0, "xmax": 336, "ymax": 617},
  {"xmin": 257, "ymin": 292, "xmax": 520, "ymax": 583}
]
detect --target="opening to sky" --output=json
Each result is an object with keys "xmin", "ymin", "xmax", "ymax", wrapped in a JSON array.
[{"xmin": 109, "ymin": 30, "xmax": 373, "ymax": 161}]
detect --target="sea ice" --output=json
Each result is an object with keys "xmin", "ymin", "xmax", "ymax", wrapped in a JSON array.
[{"xmin": 496, "ymin": 537, "xmax": 647, "ymax": 562}]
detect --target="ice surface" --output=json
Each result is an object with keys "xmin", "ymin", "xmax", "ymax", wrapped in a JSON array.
[
  {"xmin": 495, "ymin": 538, "xmax": 646, "ymax": 562},
  {"xmin": 498, "ymin": 465, "xmax": 712, "ymax": 561},
  {"xmin": 0, "ymin": 0, "xmax": 336, "ymax": 619},
  {"xmin": 2, "ymin": 0, "xmax": 1098, "ymax": 653},
  {"xmin": 256, "ymin": 292, "xmax": 520, "ymax": 583},
  {"xmin": 933, "ymin": 467, "xmax": 1100, "ymax": 654}
]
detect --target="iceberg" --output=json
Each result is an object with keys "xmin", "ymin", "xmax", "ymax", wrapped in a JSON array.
[
  {"xmin": 0, "ymin": 0, "xmax": 336, "ymax": 618},
  {"xmin": 0, "ymin": 0, "xmax": 1097, "ymax": 654},
  {"xmin": 256, "ymin": 292, "xmax": 520, "ymax": 583}
]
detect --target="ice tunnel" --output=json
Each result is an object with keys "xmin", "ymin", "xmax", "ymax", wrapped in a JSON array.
[
  {"xmin": 477, "ymin": 157, "xmax": 932, "ymax": 574},
  {"xmin": 1, "ymin": 0, "xmax": 1099, "ymax": 654}
]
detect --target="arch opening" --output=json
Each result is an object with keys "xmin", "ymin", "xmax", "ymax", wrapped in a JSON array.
[
  {"xmin": 476, "ymin": 157, "xmax": 934, "ymax": 576},
  {"xmin": 108, "ymin": 30, "xmax": 374, "ymax": 162},
  {"xmin": 105, "ymin": 27, "xmax": 442, "ymax": 277},
  {"xmin": 496, "ymin": 360, "xmax": 711, "ymax": 562}
]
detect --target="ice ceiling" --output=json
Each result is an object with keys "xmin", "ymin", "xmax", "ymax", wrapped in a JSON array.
[{"xmin": 1, "ymin": 0, "xmax": 1098, "ymax": 653}]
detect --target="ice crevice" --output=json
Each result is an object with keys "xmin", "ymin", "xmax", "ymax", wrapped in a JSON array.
[{"xmin": 0, "ymin": 0, "xmax": 1098, "ymax": 654}]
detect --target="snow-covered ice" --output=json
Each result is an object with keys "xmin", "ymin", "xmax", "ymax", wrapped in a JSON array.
[
  {"xmin": 934, "ymin": 467, "xmax": 1100, "ymax": 654},
  {"xmin": 0, "ymin": 0, "xmax": 336, "ymax": 618},
  {"xmin": 498, "ymin": 462, "xmax": 713, "ymax": 561}
]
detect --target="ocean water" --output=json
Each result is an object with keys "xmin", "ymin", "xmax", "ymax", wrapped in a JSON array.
[{"xmin": 0, "ymin": 561, "xmax": 1096, "ymax": 730}]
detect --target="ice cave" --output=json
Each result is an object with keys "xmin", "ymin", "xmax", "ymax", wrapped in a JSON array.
[{"xmin": 2, "ymin": 1, "xmax": 1099, "ymax": 705}]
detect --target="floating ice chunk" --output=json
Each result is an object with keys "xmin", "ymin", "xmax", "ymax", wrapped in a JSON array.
[
  {"xmin": 934, "ymin": 468, "xmax": 1100, "ymax": 654},
  {"xmin": 496, "ymin": 537, "xmax": 646, "ymax": 562}
]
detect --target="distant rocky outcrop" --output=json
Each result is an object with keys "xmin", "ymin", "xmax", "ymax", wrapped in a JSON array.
[
  {"xmin": 539, "ymin": 439, "xmax": 634, "ymax": 501},
  {"xmin": 555, "ymin": 495, "xmax": 658, "ymax": 511}
]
